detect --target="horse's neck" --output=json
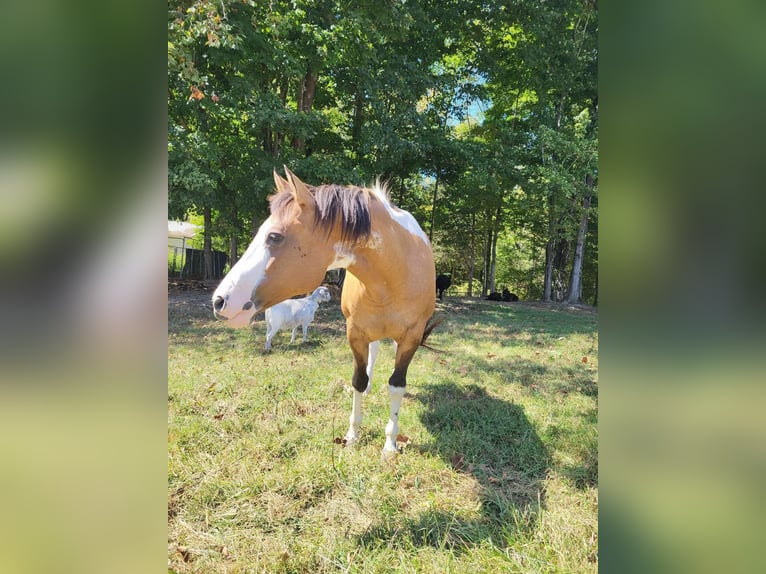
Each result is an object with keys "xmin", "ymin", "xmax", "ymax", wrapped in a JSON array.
[{"xmin": 344, "ymin": 201, "xmax": 405, "ymax": 293}]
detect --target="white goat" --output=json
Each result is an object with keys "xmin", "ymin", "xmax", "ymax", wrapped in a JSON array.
[{"xmin": 264, "ymin": 286, "xmax": 332, "ymax": 351}]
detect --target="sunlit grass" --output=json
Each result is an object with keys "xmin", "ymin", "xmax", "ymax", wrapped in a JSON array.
[{"xmin": 168, "ymin": 291, "xmax": 598, "ymax": 573}]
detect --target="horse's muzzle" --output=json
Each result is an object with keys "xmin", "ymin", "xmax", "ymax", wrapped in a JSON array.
[
  {"xmin": 213, "ymin": 295, "xmax": 226, "ymax": 313},
  {"xmin": 212, "ymin": 293, "xmax": 262, "ymax": 326}
]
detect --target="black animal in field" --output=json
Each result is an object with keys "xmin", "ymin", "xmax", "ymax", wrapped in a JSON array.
[
  {"xmin": 436, "ymin": 274, "xmax": 451, "ymax": 300},
  {"xmin": 486, "ymin": 287, "xmax": 519, "ymax": 302},
  {"xmin": 502, "ymin": 287, "xmax": 519, "ymax": 302}
]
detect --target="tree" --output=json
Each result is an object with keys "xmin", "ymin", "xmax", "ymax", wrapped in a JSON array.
[
  {"xmin": 477, "ymin": 0, "xmax": 598, "ymax": 302},
  {"xmin": 166, "ymin": 0, "xmax": 598, "ymax": 303}
]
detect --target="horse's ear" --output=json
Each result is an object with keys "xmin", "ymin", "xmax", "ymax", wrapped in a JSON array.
[
  {"xmin": 284, "ymin": 166, "xmax": 314, "ymax": 209},
  {"xmin": 273, "ymin": 169, "xmax": 290, "ymax": 194}
]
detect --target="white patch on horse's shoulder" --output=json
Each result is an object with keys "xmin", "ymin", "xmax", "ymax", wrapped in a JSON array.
[
  {"xmin": 327, "ymin": 243, "xmax": 355, "ymax": 270},
  {"xmin": 365, "ymin": 231, "xmax": 383, "ymax": 251},
  {"xmin": 372, "ymin": 183, "xmax": 430, "ymax": 245}
]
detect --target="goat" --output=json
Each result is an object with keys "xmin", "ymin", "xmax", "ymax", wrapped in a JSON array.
[{"xmin": 264, "ymin": 286, "xmax": 332, "ymax": 351}]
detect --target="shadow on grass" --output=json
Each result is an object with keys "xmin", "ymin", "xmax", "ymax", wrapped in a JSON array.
[
  {"xmin": 444, "ymin": 354, "xmax": 597, "ymax": 490},
  {"xmin": 358, "ymin": 382, "xmax": 550, "ymax": 552},
  {"xmin": 460, "ymin": 354, "xmax": 598, "ymax": 400},
  {"xmin": 436, "ymin": 297, "xmax": 597, "ymax": 339}
]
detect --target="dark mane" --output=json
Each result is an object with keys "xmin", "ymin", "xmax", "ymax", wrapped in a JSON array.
[{"xmin": 270, "ymin": 184, "xmax": 372, "ymax": 244}]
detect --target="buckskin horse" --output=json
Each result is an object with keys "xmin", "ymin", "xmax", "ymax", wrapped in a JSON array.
[{"xmin": 212, "ymin": 168, "xmax": 437, "ymax": 456}]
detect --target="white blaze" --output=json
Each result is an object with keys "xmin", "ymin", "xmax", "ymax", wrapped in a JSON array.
[{"xmin": 212, "ymin": 216, "xmax": 275, "ymax": 327}]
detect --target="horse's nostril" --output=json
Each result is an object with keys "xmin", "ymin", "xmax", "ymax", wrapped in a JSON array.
[{"xmin": 213, "ymin": 296, "xmax": 226, "ymax": 313}]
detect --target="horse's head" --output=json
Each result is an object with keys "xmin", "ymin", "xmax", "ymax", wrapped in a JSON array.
[{"xmin": 212, "ymin": 169, "xmax": 335, "ymax": 328}]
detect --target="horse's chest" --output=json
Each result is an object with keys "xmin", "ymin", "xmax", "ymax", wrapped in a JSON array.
[{"xmin": 344, "ymin": 301, "xmax": 409, "ymax": 339}]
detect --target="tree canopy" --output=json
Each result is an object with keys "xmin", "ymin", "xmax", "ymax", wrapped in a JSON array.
[{"xmin": 168, "ymin": 0, "xmax": 598, "ymax": 304}]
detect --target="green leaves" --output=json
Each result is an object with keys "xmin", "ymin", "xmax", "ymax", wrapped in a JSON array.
[{"xmin": 167, "ymin": 0, "xmax": 597, "ymax": 303}]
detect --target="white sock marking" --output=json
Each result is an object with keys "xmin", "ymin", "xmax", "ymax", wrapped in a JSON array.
[
  {"xmin": 383, "ymin": 385, "xmax": 406, "ymax": 454},
  {"xmin": 345, "ymin": 390, "xmax": 364, "ymax": 445},
  {"xmin": 365, "ymin": 341, "xmax": 380, "ymax": 395}
]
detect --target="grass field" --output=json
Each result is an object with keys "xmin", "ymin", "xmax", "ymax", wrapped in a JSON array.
[{"xmin": 168, "ymin": 287, "xmax": 598, "ymax": 573}]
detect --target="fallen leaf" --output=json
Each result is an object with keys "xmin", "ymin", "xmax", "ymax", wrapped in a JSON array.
[
  {"xmin": 189, "ymin": 86, "xmax": 204, "ymax": 100},
  {"xmin": 177, "ymin": 546, "xmax": 192, "ymax": 562},
  {"xmin": 396, "ymin": 434, "xmax": 411, "ymax": 445},
  {"xmin": 213, "ymin": 413, "xmax": 224, "ymax": 420},
  {"xmin": 487, "ymin": 353, "xmax": 496, "ymax": 359},
  {"xmin": 582, "ymin": 356, "xmax": 588, "ymax": 363}
]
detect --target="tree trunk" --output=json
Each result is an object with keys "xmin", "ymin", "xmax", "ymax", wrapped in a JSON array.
[
  {"xmin": 467, "ymin": 212, "xmax": 476, "ymax": 297},
  {"xmin": 567, "ymin": 180, "xmax": 593, "ymax": 303},
  {"xmin": 203, "ymin": 205, "xmax": 213, "ymax": 280},
  {"xmin": 593, "ymin": 271, "xmax": 598, "ymax": 306},
  {"xmin": 273, "ymin": 77, "xmax": 290, "ymax": 158},
  {"xmin": 352, "ymin": 84, "xmax": 364, "ymax": 157},
  {"xmin": 229, "ymin": 235, "xmax": 238, "ymax": 270},
  {"xmin": 488, "ymin": 205, "xmax": 502, "ymax": 294},
  {"xmin": 483, "ymin": 222, "xmax": 492, "ymax": 296},
  {"xmin": 428, "ymin": 167, "xmax": 440, "ymax": 242},
  {"xmin": 528, "ymin": 235, "xmax": 536, "ymax": 299},
  {"xmin": 299, "ymin": 67, "xmax": 318, "ymax": 112},
  {"xmin": 228, "ymin": 203, "xmax": 239, "ymax": 270},
  {"xmin": 292, "ymin": 66, "xmax": 318, "ymax": 151},
  {"xmin": 552, "ymin": 239, "xmax": 570, "ymax": 302},
  {"xmin": 543, "ymin": 236, "xmax": 555, "ymax": 302}
]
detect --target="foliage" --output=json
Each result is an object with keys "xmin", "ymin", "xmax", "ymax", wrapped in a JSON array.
[{"xmin": 168, "ymin": 0, "xmax": 598, "ymax": 302}]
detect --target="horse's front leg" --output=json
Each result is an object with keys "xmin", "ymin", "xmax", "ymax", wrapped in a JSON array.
[
  {"xmin": 344, "ymin": 336, "xmax": 379, "ymax": 446},
  {"xmin": 382, "ymin": 336, "xmax": 419, "ymax": 456}
]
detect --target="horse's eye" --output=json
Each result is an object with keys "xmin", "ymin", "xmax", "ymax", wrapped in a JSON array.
[{"xmin": 267, "ymin": 232, "xmax": 284, "ymax": 245}]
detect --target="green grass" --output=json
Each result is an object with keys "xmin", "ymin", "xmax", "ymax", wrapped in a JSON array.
[{"xmin": 168, "ymin": 292, "xmax": 598, "ymax": 573}]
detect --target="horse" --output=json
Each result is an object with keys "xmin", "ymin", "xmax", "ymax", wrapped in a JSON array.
[{"xmin": 212, "ymin": 168, "xmax": 437, "ymax": 456}]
